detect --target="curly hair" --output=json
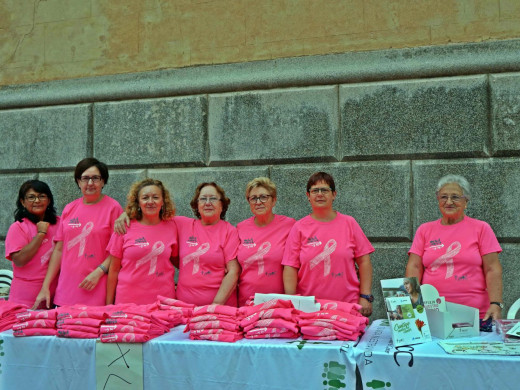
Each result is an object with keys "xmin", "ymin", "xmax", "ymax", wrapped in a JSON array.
[
  {"xmin": 125, "ymin": 178, "xmax": 175, "ymax": 221},
  {"xmin": 14, "ymin": 180, "xmax": 58, "ymax": 225},
  {"xmin": 190, "ymin": 182, "xmax": 230, "ymax": 220}
]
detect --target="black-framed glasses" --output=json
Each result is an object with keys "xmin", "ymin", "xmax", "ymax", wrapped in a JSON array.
[
  {"xmin": 309, "ymin": 187, "xmax": 332, "ymax": 195},
  {"xmin": 437, "ymin": 195, "xmax": 466, "ymax": 203},
  {"xmin": 25, "ymin": 194, "xmax": 49, "ymax": 202},
  {"xmin": 248, "ymin": 195, "xmax": 272, "ymax": 204},
  {"xmin": 198, "ymin": 197, "xmax": 220, "ymax": 204},
  {"xmin": 79, "ymin": 175, "xmax": 102, "ymax": 183}
]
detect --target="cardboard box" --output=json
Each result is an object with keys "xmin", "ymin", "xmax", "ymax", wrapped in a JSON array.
[{"xmin": 426, "ymin": 302, "xmax": 479, "ymax": 339}]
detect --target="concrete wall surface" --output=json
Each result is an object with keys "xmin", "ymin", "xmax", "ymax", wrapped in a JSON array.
[{"xmin": 1, "ymin": 40, "xmax": 520, "ymax": 320}]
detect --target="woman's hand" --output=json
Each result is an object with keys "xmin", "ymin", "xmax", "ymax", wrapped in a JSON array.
[
  {"xmin": 358, "ymin": 297, "xmax": 373, "ymax": 317},
  {"xmin": 114, "ymin": 212, "xmax": 130, "ymax": 234},
  {"xmin": 79, "ymin": 267, "xmax": 105, "ymax": 291},
  {"xmin": 32, "ymin": 287, "xmax": 51, "ymax": 310},
  {"xmin": 36, "ymin": 221, "xmax": 50, "ymax": 234}
]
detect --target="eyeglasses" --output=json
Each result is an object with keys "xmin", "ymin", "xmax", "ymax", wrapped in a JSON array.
[
  {"xmin": 25, "ymin": 194, "xmax": 48, "ymax": 202},
  {"xmin": 309, "ymin": 187, "xmax": 332, "ymax": 195},
  {"xmin": 198, "ymin": 197, "xmax": 220, "ymax": 204},
  {"xmin": 79, "ymin": 175, "xmax": 102, "ymax": 183},
  {"xmin": 248, "ymin": 195, "xmax": 272, "ymax": 204},
  {"xmin": 437, "ymin": 195, "xmax": 466, "ymax": 203}
]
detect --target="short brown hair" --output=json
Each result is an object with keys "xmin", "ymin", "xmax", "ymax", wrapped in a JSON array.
[
  {"xmin": 74, "ymin": 158, "xmax": 109, "ymax": 187},
  {"xmin": 190, "ymin": 182, "xmax": 230, "ymax": 220},
  {"xmin": 306, "ymin": 171, "xmax": 336, "ymax": 192}
]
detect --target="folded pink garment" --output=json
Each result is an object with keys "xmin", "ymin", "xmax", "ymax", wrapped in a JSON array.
[
  {"xmin": 13, "ymin": 328, "xmax": 57, "ymax": 337},
  {"xmin": 157, "ymin": 296, "xmax": 195, "ymax": 309},
  {"xmin": 240, "ymin": 308, "xmax": 298, "ymax": 328},
  {"xmin": 100, "ymin": 324, "xmax": 149, "ymax": 335},
  {"xmin": 58, "ymin": 324, "xmax": 100, "ymax": 334},
  {"xmin": 316, "ymin": 299, "xmax": 362, "ymax": 315},
  {"xmin": 300, "ymin": 326, "xmax": 352, "ymax": 337},
  {"xmin": 57, "ymin": 307, "xmax": 108, "ymax": 321},
  {"xmin": 298, "ymin": 309, "xmax": 369, "ymax": 325},
  {"xmin": 57, "ymin": 329, "xmax": 98, "ymax": 338},
  {"xmin": 246, "ymin": 326, "xmax": 290, "ymax": 335},
  {"xmin": 242, "ymin": 318, "xmax": 299, "ymax": 333},
  {"xmin": 192, "ymin": 304, "xmax": 239, "ymax": 318},
  {"xmin": 302, "ymin": 335, "xmax": 338, "ymax": 341},
  {"xmin": 57, "ymin": 317, "xmax": 104, "ymax": 327},
  {"xmin": 100, "ymin": 332, "xmax": 152, "ymax": 343},
  {"xmin": 238, "ymin": 299, "xmax": 294, "ymax": 317},
  {"xmin": 189, "ymin": 329, "xmax": 243, "ymax": 342},
  {"xmin": 12, "ymin": 319, "xmax": 56, "ymax": 330},
  {"xmin": 105, "ymin": 317, "xmax": 150, "ymax": 328},
  {"xmin": 245, "ymin": 330, "xmax": 298, "ymax": 339},
  {"xmin": 189, "ymin": 314, "xmax": 236, "ymax": 323},
  {"xmin": 16, "ymin": 309, "xmax": 57, "ymax": 321},
  {"xmin": 298, "ymin": 319, "xmax": 358, "ymax": 333},
  {"xmin": 0, "ymin": 301, "xmax": 28, "ymax": 318},
  {"xmin": 188, "ymin": 320, "xmax": 240, "ymax": 332}
]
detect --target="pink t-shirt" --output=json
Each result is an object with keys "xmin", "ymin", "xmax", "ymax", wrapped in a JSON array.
[
  {"xmin": 236, "ymin": 214, "xmax": 296, "ymax": 306},
  {"xmin": 53, "ymin": 196, "xmax": 123, "ymax": 306},
  {"xmin": 282, "ymin": 212, "xmax": 374, "ymax": 303},
  {"xmin": 5, "ymin": 217, "xmax": 61, "ymax": 306},
  {"xmin": 175, "ymin": 216, "xmax": 239, "ymax": 307},
  {"xmin": 107, "ymin": 219, "xmax": 178, "ymax": 305},
  {"xmin": 409, "ymin": 216, "xmax": 502, "ymax": 318}
]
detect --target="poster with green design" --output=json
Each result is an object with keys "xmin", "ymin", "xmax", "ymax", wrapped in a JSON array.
[{"xmin": 381, "ymin": 277, "xmax": 431, "ymax": 347}]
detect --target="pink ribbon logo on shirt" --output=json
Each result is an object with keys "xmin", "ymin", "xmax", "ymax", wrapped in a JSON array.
[
  {"xmin": 67, "ymin": 221, "xmax": 94, "ymax": 256},
  {"xmin": 183, "ymin": 243, "xmax": 210, "ymax": 274},
  {"xmin": 430, "ymin": 241, "xmax": 461, "ymax": 279},
  {"xmin": 309, "ymin": 239, "xmax": 337, "ymax": 276},
  {"xmin": 40, "ymin": 242, "xmax": 55, "ymax": 265},
  {"xmin": 135, "ymin": 241, "xmax": 165, "ymax": 275},
  {"xmin": 243, "ymin": 241, "xmax": 271, "ymax": 274}
]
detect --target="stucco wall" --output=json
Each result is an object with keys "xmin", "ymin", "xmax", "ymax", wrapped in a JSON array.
[{"xmin": 1, "ymin": 39, "xmax": 519, "ymax": 320}]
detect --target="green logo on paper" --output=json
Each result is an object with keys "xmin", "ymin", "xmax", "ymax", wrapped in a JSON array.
[
  {"xmin": 322, "ymin": 361, "xmax": 346, "ymax": 389},
  {"xmin": 366, "ymin": 379, "xmax": 391, "ymax": 388},
  {"xmin": 393, "ymin": 322, "xmax": 412, "ymax": 333}
]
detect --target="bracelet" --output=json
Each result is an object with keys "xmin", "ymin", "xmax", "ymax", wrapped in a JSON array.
[
  {"xmin": 37, "ymin": 231, "xmax": 47, "ymax": 235},
  {"xmin": 98, "ymin": 264, "xmax": 108, "ymax": 274}
]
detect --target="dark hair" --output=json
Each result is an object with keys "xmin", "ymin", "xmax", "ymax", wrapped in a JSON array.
[
  {"xmin": 14, "ymin": 180, "xmax": 58, "ymax": 224},
  {"xmin": 125, "ymin": 178, "xmax": 176, "ymax": 221},
  {"xmin": 190, "ymin": 182, "xmax": 230, "ymax": 220},
  {"xmin": 74, "ymin": 158, "xmax": 109, "ymax": 187},
  {"xmin": 306, "ymin": 171, "xmax": 336, "ymax": 192}
]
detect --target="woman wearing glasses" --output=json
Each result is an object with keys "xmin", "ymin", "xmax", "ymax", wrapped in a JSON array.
[
  {"xmin": 175, "ymin": 182, "xmax": 240, "ymax": 306},
  {"xmin": 33, "ymin": 158, "xmax": 123, "ymax": 308},
  {"xmin": 406, "ymin": 174, "xmax": 503, "ymax": 321},
  {"xmin": 5, "ymin": 180, "xmax": 59, "ymax": 307},
  {"xmin": 236, "ymin": 177, "xmax": 295, "ymax": 306},
  {"xmin": 282, "ymin": 172, "xmax": 375, "ymax": 316}
]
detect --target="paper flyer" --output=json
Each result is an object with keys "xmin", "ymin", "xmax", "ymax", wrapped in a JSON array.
[
  {"xmin": 438, "ymin": 341, "xmax": 520, "ymax": 355},
  {"xmin": 381, "ymin": 277, "xmax": 431, "ymax": 347}
]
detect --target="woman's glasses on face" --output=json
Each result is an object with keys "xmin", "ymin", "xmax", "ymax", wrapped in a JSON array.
[
  {"xmin": 79, "ymin": 175, "xmax": 102, "ymax": 183},
  {"xmin": 309, "ymin": 187, "xmax": 332, "ymax": 195},
  {"xmin": 25, "ymin": 194, "xmax": 48, "ymax": 202},
  {"xmin": 248, "ymin": 195, "xmax": 272, "ymax": 204},
  {"xmin": 437, "ymin": 195, "xmax": 466, "ymax": 203},
  {"xmin": 198, "ymin": 197, "xmax": 220, "ymax": 204}
]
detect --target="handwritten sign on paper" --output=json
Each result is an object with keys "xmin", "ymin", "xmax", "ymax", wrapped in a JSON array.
[{"xmin": 95, "ymin": 341, "xmax": 143, "ymax": 390}]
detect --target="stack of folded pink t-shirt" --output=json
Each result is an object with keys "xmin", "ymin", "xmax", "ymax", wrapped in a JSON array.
[
  {"xmin": 298, "ymin": 299, "xmax": 368, "ymax": 341},
  {"xmin": 100, "ymin": 303, "xmax": 171, "ymax": 343},
  {"xmin": 186, "ymin": 304, "xmax": 242, "ymax": 342},
  {"xmin": 239, "ymin": 299, "xmax": 300, "ymax": 339},
  {"xmin": 156, "ymin": 295, "xmax": 194, "ymax": 324},
  {"xmin": 0, "ymin": 301, "xmax": 27, "ymax": 332},
  {"xmin": 11, "ymin": 308, "xmax": 56, "ymax": 337},
  {"xmin": 55, "ymin": 305, "xmax": 109, "ymax": 339}
]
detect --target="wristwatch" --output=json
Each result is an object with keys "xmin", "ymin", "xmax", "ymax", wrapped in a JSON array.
[
  {"xmin": 360, "ymin": 294, "xmax": 374, "ymax": 302},
  {"xmin": 490, "ymin": 301, "xmax": 504, "ymax": 309}
]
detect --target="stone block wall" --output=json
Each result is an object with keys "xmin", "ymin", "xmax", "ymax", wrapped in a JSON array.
[{"xmin": 1, "ymin": 40, "xmax": 520, "ymax": 320}]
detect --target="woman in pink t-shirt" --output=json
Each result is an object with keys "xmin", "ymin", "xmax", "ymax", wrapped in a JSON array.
[
  {"xmin": 236, "ymin": 177, "xmax": 295, "ymax": 306},
  {"xmin": 5, "ymin": 180, "xmax": 60, "ymax": 307},
  {"xmin": 406, "ymin": 174, "xmax": 503, "ymax": 320},
  {"xmin": 106, "ymin": 178, "xmax": 178, "ymax": 305},
  {"xmin": 282, "ymin": 172, "xmax": 375, "ymax": 317},
  {"xmin": 175, "ymin": 182, "xmax": 241, "ymax": 307},
  {"xmin": 33, "ymin": 158, "xmax": 123, "ymax": 308}
]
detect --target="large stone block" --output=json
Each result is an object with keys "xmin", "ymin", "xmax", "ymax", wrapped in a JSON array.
[
  {"xmin": 270, "ymin": 161, "xmax": 412, "ymax": 239},
  {"xmin": 490, "ymin": 73, "xmax": 520, "ymax": 154},
  {"xmin": 0, "ymin": 241, "xmax": 9, "ymax": 269},
  {"xmin": 208, "ymin": 86, "xmax": 339, "ymax": 164},
  {"xmin": 340, "ymin": 75, "xmax": 489, "ymax": 158},
  {"xmin": 371, "ymin": 243, "xmax": 411, "ymax": 321},
  {"xmin": 0, "ymin": 174, "xmax": 37, "ymax": 239},
  {"xmin": 0, "ymin": 105, "xmax": 90, "ymax": 170},
  {"xmin": 412, "ymin": 159, "xmax": 520, "ymax": 239},
  {"xmin": 148, "ymin": 166, "xmax": 269, "ymax": 226},
  {"xmin": 94, "ymin": 96, "xmax": 207, "ymax": 166},
  {"xmin": 501, "ymin": 244, "xmax": 520, "ymax": 316}
]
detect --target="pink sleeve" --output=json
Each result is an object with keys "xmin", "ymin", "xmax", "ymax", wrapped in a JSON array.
[
  {"xmin": 223, "ymin": 224, "xmax": 239, "ymax": 263},
  {"xmin": 281, "ymin": 224, "xmax": 301, "ymax": 268},
  {"xmin": 408, "ymin": 224, "xmax": 426, "ymax": 256},
  {"xmin": 107, "ymin": 231, "xmax": 124, "ymax": 258},
  {"xmin": 478, "ymin": 222, "xmax": 502, "ymax": 256},
  {"xmin": 349, "ymin": 217, "xmax": 374, "ymax": 258},
  {"xmin": 5, "ymin": 222, "xmax": 29, "ymax": 260},
  {"xmin": 170, "ymin": 220, "xmax": 179, "ymax": 257}
]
